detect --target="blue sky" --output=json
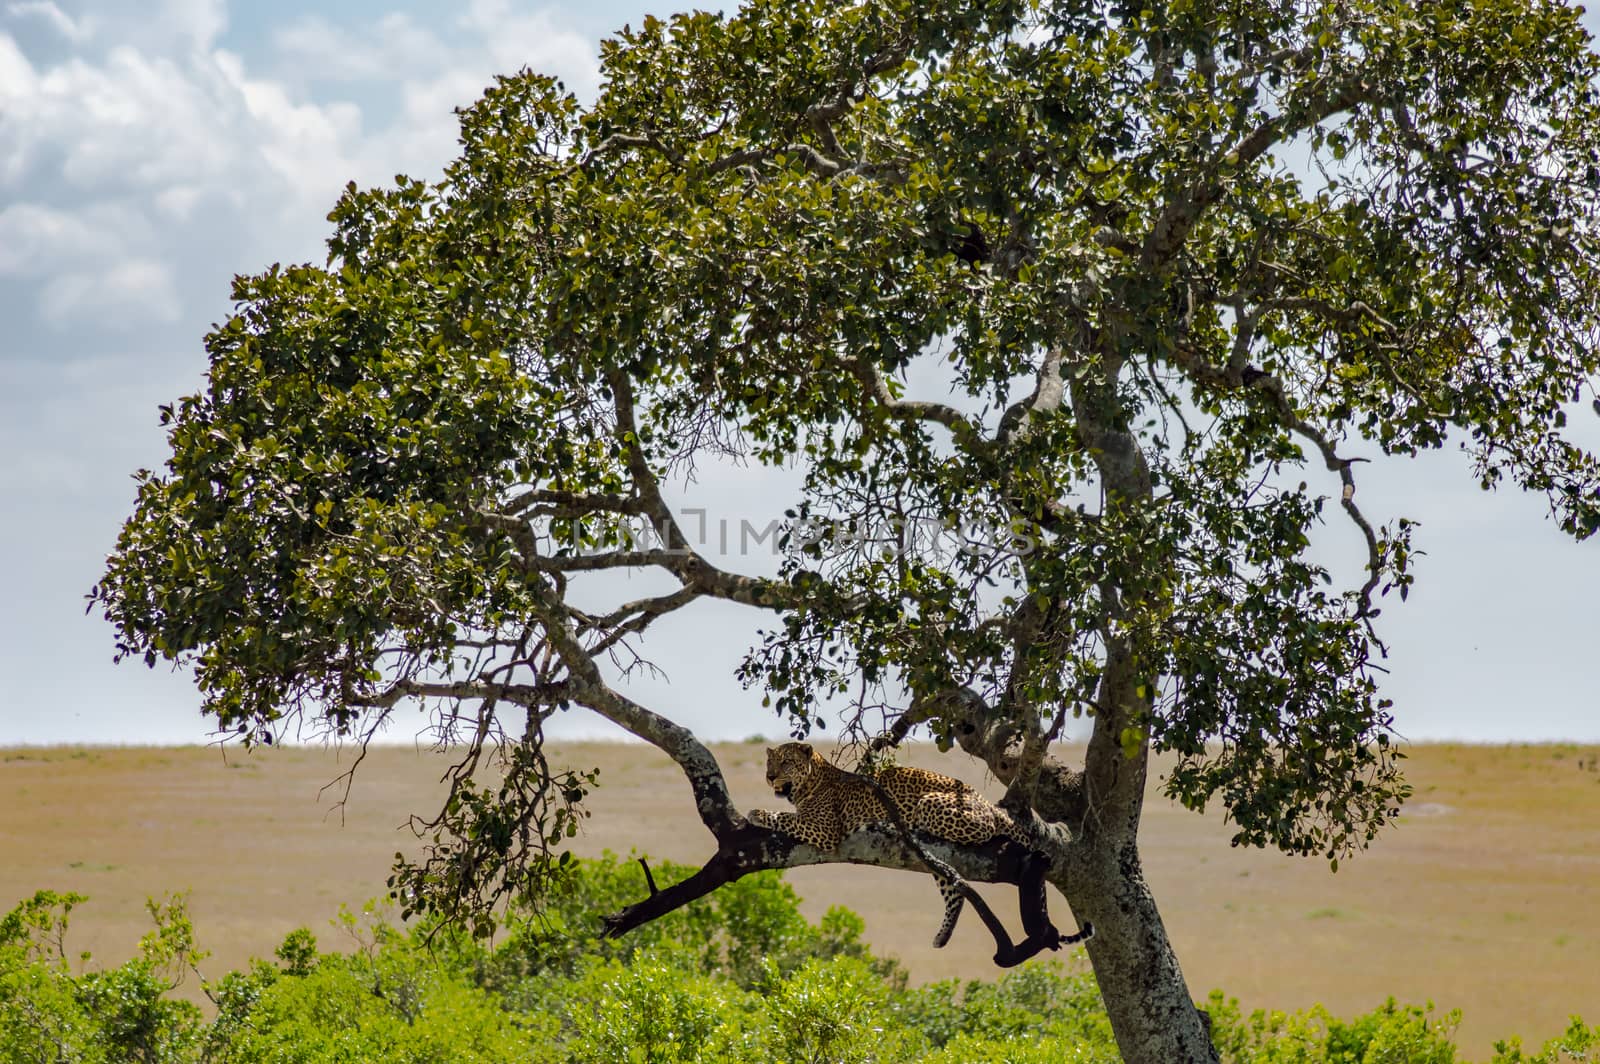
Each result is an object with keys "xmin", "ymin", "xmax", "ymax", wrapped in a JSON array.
[{"xmin": 1, "ymin": 1, "xmax": 1597, "ymax": 747}]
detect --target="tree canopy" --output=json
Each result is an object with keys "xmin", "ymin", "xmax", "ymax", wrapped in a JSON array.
[{"xmin": 95, "ymin": 1, "xmax": 1600, "ymax": 1060}]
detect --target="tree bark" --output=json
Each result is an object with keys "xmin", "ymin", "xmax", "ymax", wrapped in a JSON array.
[
  {"xmin": 1043, "ymin": 358, "xmax": 1220, "ymax": 1062},
  {"xmin": 1062, "ymin": 843, "xmax": 1220, "ymax": 1064},
  {"xmin": 946, "ymin": 687, "xmax": 1218, "ymax": 1060}
]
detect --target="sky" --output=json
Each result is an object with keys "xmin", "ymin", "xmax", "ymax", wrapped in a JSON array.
[{"xmin": 1, "ymin": 1, "xmax": 1597, "ymax": 748}]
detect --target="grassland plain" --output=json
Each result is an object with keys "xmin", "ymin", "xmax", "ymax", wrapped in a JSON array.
[{"xmin": 0, "ymin": 740, "xmax": 1595, "ymax": 1057}]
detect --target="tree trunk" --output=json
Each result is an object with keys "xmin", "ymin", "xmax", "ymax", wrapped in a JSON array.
[{"xmin": 1064, "ymin": 840, "xmax": 1219, "ymax": 1064}]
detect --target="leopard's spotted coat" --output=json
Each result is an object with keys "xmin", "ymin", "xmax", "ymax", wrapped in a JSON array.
[{"xmin": 747, "ymin": 741, "xmax": 1028, "ymax": 948}]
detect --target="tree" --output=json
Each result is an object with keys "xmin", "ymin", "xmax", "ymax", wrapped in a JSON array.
[{"xmin": 93, "ymin": 1, "xmax": 1600, "ymax": 1060}]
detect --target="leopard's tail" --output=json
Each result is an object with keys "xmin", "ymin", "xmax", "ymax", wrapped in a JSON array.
[
  {"xmin": 1057, "ymin": 921, "xmax": 1094, "ymax": 946},
  {"xmin": 932, "ymin": 877, "xmax": 965, "ymax": 948}
]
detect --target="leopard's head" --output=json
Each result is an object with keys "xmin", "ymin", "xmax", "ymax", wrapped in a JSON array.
[{"xmin": 765, "ymin": 742, "xmax": 818, "ymax": 801}]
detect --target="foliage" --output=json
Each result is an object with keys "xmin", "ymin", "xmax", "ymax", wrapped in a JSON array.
[
  {"xmin": 480, "ymin": 850, "xmax": 901, "ymax": 998},
  {"xmin": 2, "ymin": 859, "xmax": 1593, "ymax": 1063},
  {"xmin": 204, "ymin": 957, "xmax": 539, "ymax": 1064},
  {"xmin": 1489, "ymin": 1018, "xmax": 1600, "ymax": 1064},
  {"xmin": 94, "ymin": 0, "xmax": 1600, "ymax": 894},
  {"xmin": 564, "ymin": 957, "xmax": 742, "ymax": 1063},
  {"xmin": 1206, "ymin": 992, "xmax": 1462, "ymax": 1063},
  {"xmin": 90, "ymin": 0, "xmax": 1600, "ymax": 1057},
  {"xmin": 901, "ymin": 961, "xmax": 1115, "ymax": 1050},
  {"xmin": 0, "ymin": 890, "xmax": 204, "ymax": 1064}
]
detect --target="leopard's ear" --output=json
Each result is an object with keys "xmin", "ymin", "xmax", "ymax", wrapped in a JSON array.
[{"xmin": 795, "ymin": 742, "xmax": 814, "ymax": 757}]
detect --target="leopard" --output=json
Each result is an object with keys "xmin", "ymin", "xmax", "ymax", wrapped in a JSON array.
[{"xmin": 747, "ymin": 741, "xmax": 1090, "ymax": 953}]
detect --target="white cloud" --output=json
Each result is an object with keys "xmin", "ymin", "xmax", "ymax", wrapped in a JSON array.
[
  {"xmin": 263, "ymin": 2, "xmax": 600, "ymax": 188},
  {"xmin": 458, "ymin": 0, "xmax": 598, "ymax": 95},
  {"xmin": 0, "ymin": 36, "xmax": 38, "ymax": 162},
  {"xmin": 0, "ymin": 22, "xmax": 359, "ymax": 335},
  {"xmin": 31, "ymin": 47, "xmax": 252, "ymax": 192},
  {"xmin": 162, "ymin": 0, "xmax": 226, "ymax": 51},
  {"xmin": 271, "ymin": 13, "xmax": 440, "ymax": 83},
  {"xmin": 0, "ymin": 202, "xmax": 116, "ymax": 273},
  {"xmin": 269, "ymin": 2, "xmax": 599, "ymax": 99},
  {"xmin": 0, "ymin": 3, "xmax": 602, "ymax": 339},
  {"xmin": 0, "ymin": 200, "xmax": 181, "ymax": 332},
  {"xmin": 17, "ymin": 0, "xmax": 228, "ymax": 53},
  {"xmin": 212, "ymin": 48, "xmax": 365, "ymax": 210},
  {"xmin": 40, "ymin": 257, "xmax": 182, "ymax": 326},
  {"xmin": 5, "ymin": 1, "xmax": 86, "ymax": 42},
  {"xmin": 153, "ymin": 182, "xmax": 204, "ymax": 221}
]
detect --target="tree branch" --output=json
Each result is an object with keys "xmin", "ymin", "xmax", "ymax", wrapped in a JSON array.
[
  {"xmin": 998, "ymin": 347, "xmax": 1066, "ymax": 444},
  {"xmin": 529, "ymin": 603, "xmax": 745, "ymax": 839},
  {"xmin": 599, "ymin": 822, "xmax": 1077, "ymax": 967},
  {"xmin": 349, "ymin": 677, "xmax": 574, "ymax": 712},
  {"xmin": 914, "ymin": 687, "xmax": 1091, "ymax": 834},
  {"xmin": 1166, "ymin": 339, "xmax": 1390, "ymax": 629},
  {"xmin": 606, "ymin": 371, "xmax": 805, "ymax": 611},
  {"xmin": 850, "ymin": 357, "xmax": 978, "ymax": 439},
  {"xmin": 578, "ymin": 586, "xmax": 703, "ymax": 654},
  {"xmin": 499, "ymin": 489, "xmax": 650, "ymax": 520},
  {"xmin": 1142, "ymin": 74, "xmax": 1383, "ymax": 269}
]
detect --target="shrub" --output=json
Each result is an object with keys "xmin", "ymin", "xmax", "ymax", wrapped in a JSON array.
[
  {"xmin": 482, "ymin": 851, "xmax": 903, "ymax": 1008},
  {"xmin": 0, "ymin": 890, "xmax": 103, "ymax": 1064},
  {"xmin": 920, "ymin": 1031, "xmax": 1121, "ymax": 1064},
  {"xmin": 0, "ymin": 866, "xmax": 1591, "ymax": 1064},
  {"xmin": 205, "ymin": 914, "xmax": 540, "ymax": 1064},
  {"xmin": 0, "ymin": 890, "xmax": 203, "ymax": 1064},
  {"xmin": 1207, "ymin": 992, "xmax": 1461, "ymax": 1064},
  {"xmin": 1489, "ymin": 1018, "xmax": 1600, "ymax": 1064},
  {"xmin": 897, "ymin": 959, "xmax": 1112, "ymax": 1051},
  {"xmin": 756, "ymin": 955, "xmax": 925, "ymax": 1064},
  {"xmin": 565, "ymin": 954, "xmax": 751, "ymax": 1063}
]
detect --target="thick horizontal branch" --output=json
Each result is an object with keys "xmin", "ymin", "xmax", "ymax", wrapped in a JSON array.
[
  {"xmin": 530, "ymin": 548, "xmax": 688, "ymax": 572},
  {"xmin": 499, "ymin": 489, "xmax": 650, "ymax": 520},
  {"xmin": 510, "ymin": 542, "xmax": 809, "ymax": 614},
  {"xmin": 600, "ymin": 822, "xmax": 1073, "ymax": 968}
]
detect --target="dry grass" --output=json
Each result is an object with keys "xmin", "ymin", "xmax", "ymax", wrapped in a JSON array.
[{"xmin": 1, "ymin": 740, "xmax": 1596, "ymax": 1056}]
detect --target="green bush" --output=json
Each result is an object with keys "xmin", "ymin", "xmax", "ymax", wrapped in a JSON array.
[
  {"xmin": 899, "ymin": 959, "xmax": 1114, "ymax": 1051},
  {"xmin": 565, "ymin": 954, "xmax": 750, "ymax": 1063},
  {"xmin": 921, "ymin": 1032, "xmax": 1120, "ymax": 1064},
  {"xmin": 482, "ymin": 851, "xmax": 902, "ymax": 1007},
  {"xmin": 1489, "ymin": 1018, "xmax": 1600, "ymax": 1064},
  {"xmin": 1207, "ymin": 992, "xmax": 1461, "ymax": 1064},
  {"xmin": 0, "ymin": 865, "xmax": 1591, "ymax": 1064},
  {"xmin": 756, "ymin": 955, "xmax": 926, "ymax": 1063},
  {"xmin": 0, "ymin": 890, "xmax": 204, "ymax": 1064},
  {"xmin": 205, "ymin": 958, "xmax": 538, "ymax": 1064},
  {"xmin": 204, "ymin": 900, "xmax": 542, "ymax": 1064}
]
